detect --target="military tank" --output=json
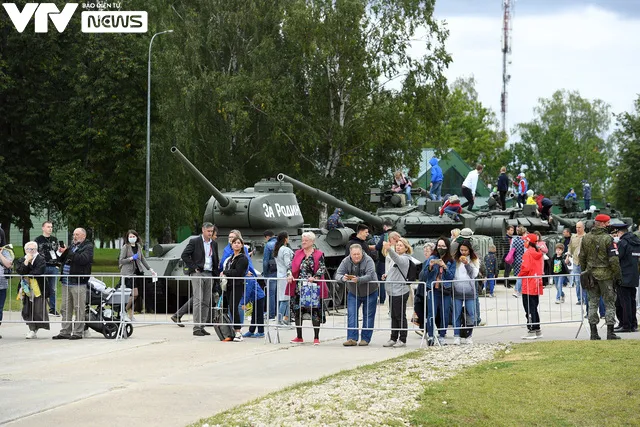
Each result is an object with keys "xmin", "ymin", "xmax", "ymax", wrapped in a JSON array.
[
  {"xmin": 276, "ymin": 174, "xmax": 494, "ymax": 263},
  {"xmin": 551, "ymin": 198, "xmax": 633, "ymax": 233},
  {"xmin": 143, "ymin": 147, "xmax": 305, "ymax": 312}
]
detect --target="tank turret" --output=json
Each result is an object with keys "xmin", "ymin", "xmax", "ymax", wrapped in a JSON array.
[{"xmin": 277, "ymin": 173, "xmax": 385, "ymax": 230}]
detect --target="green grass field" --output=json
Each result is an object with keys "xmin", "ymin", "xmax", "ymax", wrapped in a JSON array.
[
  {"xmin": 410, "ymin": 341, "xmax": 640, "ymax": 426},
  {"xmin": 2, "ymin": 248, "xmax": 120, "ymax": 312}
]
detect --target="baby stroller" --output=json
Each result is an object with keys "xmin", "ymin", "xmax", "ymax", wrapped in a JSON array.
[{"xmin": 85, "ymin": 277, "xmax": 134, "ymax": 339}]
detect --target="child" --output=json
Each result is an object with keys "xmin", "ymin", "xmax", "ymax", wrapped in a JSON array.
[
  {"xmin": 439, "ymin": 195, "xmax": 462, "ymax": 221},
  {"xmin": 551, "ymin": 243, "xmax": 568, "ymax": 303},
  {"xmin": 483, "ymin": 245, "xmax": 497, "ymax": 297},
  {"xmin": 240, "ymin": 276, "xmax": 266, "ymax": 338},
  {"xmin": 519, "ymin": 234, "xmax": 544, "ymax": 340},
  {"xmin": 525, "ymin": 189, "xmax": 536, "ymax": 205}
]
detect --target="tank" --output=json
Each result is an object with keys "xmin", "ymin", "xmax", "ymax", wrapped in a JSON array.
[
  {"xmin": 142, "ymin": 147, "xmax": 305, "ymax": 313},
  {"xmin": 277, "ymin": 173, "xmax": 494, "ymax": 264}
]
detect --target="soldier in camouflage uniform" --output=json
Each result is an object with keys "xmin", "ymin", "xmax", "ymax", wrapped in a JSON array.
[{"xmin": 579, "ymin": 214, "xmax": 622, "ymax": 340}]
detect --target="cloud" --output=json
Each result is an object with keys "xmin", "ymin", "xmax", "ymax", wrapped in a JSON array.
[{"xmin": 435, "ymin": 5, "xmax": 640, "ymax": 134}]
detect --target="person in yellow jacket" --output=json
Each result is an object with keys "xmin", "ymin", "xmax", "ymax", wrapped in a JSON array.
[{"xmin": 525, "ymin": 189, "xmax": 536, "ymax": 205}]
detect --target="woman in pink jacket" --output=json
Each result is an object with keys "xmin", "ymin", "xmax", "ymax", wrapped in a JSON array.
[{"xmin": 518, "ymin": 233, "xmax": 544, "ymax": 340}]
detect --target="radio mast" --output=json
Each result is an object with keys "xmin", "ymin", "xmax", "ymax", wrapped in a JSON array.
[{"xmin": 501, "ymin": 0, "xmax": 513, "ymax": 135}]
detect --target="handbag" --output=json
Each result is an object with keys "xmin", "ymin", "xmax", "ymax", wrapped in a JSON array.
[
  {"xmin": 504, "ymin": 247, "xmax": 516, "ymax": 265},
  {"xmin": 299, "ymin": 280, "xmax": 320, "ymax": 308}
]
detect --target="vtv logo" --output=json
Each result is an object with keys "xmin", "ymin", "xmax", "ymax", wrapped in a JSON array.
[{"xmin": 2, "ymin": 3, "xmax": 79, "ymax": 33}]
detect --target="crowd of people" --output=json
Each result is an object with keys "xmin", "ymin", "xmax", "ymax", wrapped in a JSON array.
[{"xmin": 1, "ymin": 209, "xmax": 638, "ymax": 346}]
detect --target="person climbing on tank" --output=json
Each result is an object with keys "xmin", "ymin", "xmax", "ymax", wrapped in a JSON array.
[
  {"xmin": 326, "ymin": 208, "xmax": 344, "ymax": 230},
  {"xmin": 439, "ymin": 195, "xmax": 462, "ymax": 222},
  {"xmin": 391, "ymin": 170, "xmax": 413, "ymax": 205}
]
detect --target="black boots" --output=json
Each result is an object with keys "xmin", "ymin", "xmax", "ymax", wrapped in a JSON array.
[
  {"xmin": 607, "ymin": 324, "xmax": 621, "ymax": 340},
  {"xmin": 590, "ymin": 324, "xmax": 601, "ymax": 340}
]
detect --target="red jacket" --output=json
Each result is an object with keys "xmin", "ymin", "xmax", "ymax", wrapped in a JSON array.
[
  {"xmin": 439, "ymin": 200, "xmax": 462, "ymax": 216},
  {"xmin": 518, "ymin": 247, "xmax": 544, "ymax": 295}
]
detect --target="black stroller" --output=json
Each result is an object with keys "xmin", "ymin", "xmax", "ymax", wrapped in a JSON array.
[{"xmin": 85, "ymin": 277, "xmax": 134, "ymax": 339}]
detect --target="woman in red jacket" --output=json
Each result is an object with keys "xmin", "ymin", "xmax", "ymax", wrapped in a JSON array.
[{"xmin": 518, "ymin": 233, "xmax": 544, "ymax": 340}]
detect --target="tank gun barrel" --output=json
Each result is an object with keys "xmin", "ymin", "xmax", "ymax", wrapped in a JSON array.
[
  {"xmin": 171, "ymin": 146, "xmax": 236, "ymax": 214},
  {"xmin": 277, "ymin": 173, "xmax": 384, "ymax": 229}
]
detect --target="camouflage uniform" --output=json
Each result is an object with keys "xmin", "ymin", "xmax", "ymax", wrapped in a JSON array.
[{"xmin": 579, "ymin": 226, "xmax": 621, "ymax": 326}]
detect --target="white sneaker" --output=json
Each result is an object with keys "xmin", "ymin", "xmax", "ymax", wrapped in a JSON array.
[
  {"xmin": 233, "ymin": 332, "xmax": 244, "ymax": 342},
  {"xmin": 535, "ymin": 330, "xmax": 543, "ymax": 339},
  {"xmin": 465, "ymin": 337, "xmax": 473, "ymax": 345},
  {"xmin": 83, "ymin": 329, "xmax": 91, "ymax": 338},
  {"xmin": 26, "ymin": 330, "xmax": 36, "ymax": 339},
  {"xmin": 438, "ymin": 336, "xmax": 447, "ymax": 346},
  {"xmin": 522, "ymin": 331, "xmax": 537, "ymax": 340},
  {"xmin": 453, "ymin": 337, "xmax": 461, "ymax": 345},
  {"xmin": 393, "ymin": 341, "xmax": 406, "ymax": 348},
  {"xmin": 383, "ymin": 340, "xmax": 397, "ymax": 347}
]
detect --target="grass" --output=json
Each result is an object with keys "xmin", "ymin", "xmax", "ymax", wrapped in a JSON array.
[
  {"xmin": 2, "ymin": 248, "xmax": 120, "ymax": 312},
  {"xmin": 410, "ymin": 341, "xmax": 640, "ymax": 426}
]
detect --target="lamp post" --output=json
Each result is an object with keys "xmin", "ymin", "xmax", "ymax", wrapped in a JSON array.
[{"xmin": 146, "ymin": 29, "xmax": 173, "ymax": 256}]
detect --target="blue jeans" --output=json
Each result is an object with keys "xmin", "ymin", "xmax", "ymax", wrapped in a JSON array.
[
  {"xmin": 278, "ymin": 300, "xmax": 290, "ymax": 323},
  {"xmin": 485, "ymin": 275, "xmax": 495, "ymax": 295},
  {"xmin": 428, "ymin": 292, "xmax": 452, "ymax": 338},
  {"xmin": 475, "ymin": 295, "xmax": 481, "ymax": 324},
  {"xmin": 404, "ymin": 186, "xmax": 412, "ymax": 202},
  {"xmin": 347, "ymin": 290, "xmax": 378, "ymax": 343},
  {"xmin": 573, "ymin": 265, "xmax": 586, "ymax": 302},
  {"xmin": 430, "ymin": 181, "xmax": 442, "ymax": 201},
  {"xmin": 515, "ymin": 278, "xmax": 522, "ymax": 294},
  {"xmin": 453, "ymin": 298, "xmax": 476, "ymax": 337},
  {"xmin": 554, "ymin": 275, "xmax": 565, "ymax": 300},
  {"xmin": 0, "ymin": 288, "xmax": 6, "ymax": 322},
  {"xmin": 266, "ymin": 277, "xmax": 277, "ymax": 319},
  {"xmin": 45, "ymin": 265, "xmax": 59, "ymax": 312}
]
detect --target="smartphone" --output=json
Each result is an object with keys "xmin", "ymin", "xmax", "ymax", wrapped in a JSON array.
[{"xmin": 59, "ymin": 240, "xmax": 65, "ymax": 248}]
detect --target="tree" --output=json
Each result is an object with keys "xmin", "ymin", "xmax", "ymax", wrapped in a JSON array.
[
  {"xmin": 509, "ymin": 90, "xmax": 614, "ymax": 198},
  {"xmin": 428, "ymin": 76, "xmax": 507, "ymax": 184},
  {"xmin": 611, "ymin": 96, "xmax": 640, "ymax": 223}
]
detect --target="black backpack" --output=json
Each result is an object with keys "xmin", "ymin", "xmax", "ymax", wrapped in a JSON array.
[{"xmin": 395, "ymin": 260, "xmax": 418, "ymax": 282}]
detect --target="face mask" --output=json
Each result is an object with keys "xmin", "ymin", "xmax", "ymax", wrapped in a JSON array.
[
  {"xmin": 613, "ymin": 237, "xmax": 620, "ymax": 243},
  {"xmin": 437, "ymin": 248, "xmax": 447, "ymax": 257},
  {"xmin": 128, "ymin": 237, "xmax": 137, "ymax": 244}
]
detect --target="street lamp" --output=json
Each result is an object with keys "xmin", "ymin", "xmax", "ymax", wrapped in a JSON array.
[{"xmin": 146, "ymin": 29, "xmax": 173, "ymax": 256}]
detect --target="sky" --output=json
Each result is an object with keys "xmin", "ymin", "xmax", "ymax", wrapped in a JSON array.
[{"xmin": 422, "ymin": 0, "xmax": 640, "ymax": 135}]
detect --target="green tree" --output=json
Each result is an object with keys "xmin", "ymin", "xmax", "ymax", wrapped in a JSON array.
[
  {"xmin": 429, "ymin": 76, "xmax": 507, "ymax": 184},
  {"xmin": 611, "ymin": 96, "xmax": 640, "ymax": 223},
  {"xmin": 509, "ymin": 90, "xmax": 614, "ymax": 198}
]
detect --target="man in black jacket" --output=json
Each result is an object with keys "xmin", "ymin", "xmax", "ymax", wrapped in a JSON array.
[
  {"xmin": 611, "ymin": 224, "xmax": 640, "ymax": 332},
  {"xmin": 181, "ymin": 222, "xmax": 219, "ymax": 336},
  {"xmin": 345, "ymin": 224, "xmax": 375, "ymax": 258},
  {"xmin": 52, "ymin": 228, "xmax": 94, "ymax": 340},
  {"xmin": 35, "ymin": 221, "xmax": 61, "ymax": 316}
]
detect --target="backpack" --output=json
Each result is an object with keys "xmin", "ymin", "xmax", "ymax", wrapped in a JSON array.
[
  {"xmin": 395, "ymin": 259, "xmax": 418, "ymax": 282},
  {"xmin": 212, "ymin": 295, "xmax": 235, "ymax": 341}
]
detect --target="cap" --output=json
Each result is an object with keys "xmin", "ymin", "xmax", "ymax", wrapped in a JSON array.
[
  {"xmin": 524, "ymin": 234, "xmax": 538, "ymax": 244},
  {"xmin": 518, "ymin": 172, "xmax": 525, "ymax": 178},
  {"xmin": 460, "ymin": 228, "xmax": 474, "ymax": 238},
  {"xmin": 595, "ymin": 214, "xmax": 610, "ymax": 222},
  {"xmin": 609, "ymin": 223, "xmax": 628, "ymax": 230}
]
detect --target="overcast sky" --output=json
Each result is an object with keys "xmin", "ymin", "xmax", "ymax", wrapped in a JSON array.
[{"xmin": 424, "ymin": 0, "xmax": 640, "ymax": 136}]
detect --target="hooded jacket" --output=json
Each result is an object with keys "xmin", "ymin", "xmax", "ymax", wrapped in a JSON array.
[
  {"xmin": 346, "ymin": 233, "xmax": 373, "ymax": 257},
  {"xmin": 617, "ymin": 232, "xmax": 640, "ymax": 287},
  {"xmin": 335, "ymin": 253, "xmax": 378, "ymax": 296},
  {"xmin": 518, "ymin": 246, "xmax": 544, "ymax": 295},
  {"xmin": 429, "ymin": 158, "xmax": 443, "ymax": 184},
  {"xmin": 497, "ymin": 172, "xmax": 510, "ymax": 191}
]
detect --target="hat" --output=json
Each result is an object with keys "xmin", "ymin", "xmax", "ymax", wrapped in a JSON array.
[
  {"xmin": 595, "ymin": 214, "xmax": 610, "ymax": 222},
  {"xmin": 449, "ymin": 195, "xmax": 459, "ymax": 203},
  {"xmin": 518, "ymin": 172, "xmax": 525, "ymax": 178},
  {"xmin": 524, "ymin": 234, "xmax": 538, "ymax": 244},
  {"xmin": 460, "ymin": 228, "xmax": 474, "ymax": 238},
  {"xmin": 526, "ymin": 189, "xmax": 534, "ymax": 196},
  {"xmin": 609, "ymin": 222, "xmax": 628, "ymax": 230}
]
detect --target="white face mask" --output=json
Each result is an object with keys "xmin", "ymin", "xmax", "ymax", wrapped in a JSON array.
[
  {"xmin": 613, "ymin": 236, "xmax": 620, "ymax": 243},
  {"xmin": 128, "ymin": 237, "xmax": 137, "ymax": 244}
]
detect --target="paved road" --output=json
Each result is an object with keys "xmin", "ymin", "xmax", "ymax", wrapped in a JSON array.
[{"xmin": 1, "ymin": 285, "xmax": 637, "ymax": 426}]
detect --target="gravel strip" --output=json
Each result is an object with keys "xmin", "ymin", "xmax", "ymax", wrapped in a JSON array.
[{"xmin": 204, "ymin": 343, "xmax": 507, "ymax": 427}]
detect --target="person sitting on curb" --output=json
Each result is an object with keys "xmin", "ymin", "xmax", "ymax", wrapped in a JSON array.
[{"xmin": 336, "ymin": 245, "xmax": 378, "ymax": 347}]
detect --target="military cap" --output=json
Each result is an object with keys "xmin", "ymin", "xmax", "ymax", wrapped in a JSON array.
[{"xmin": 595, "ymin": 214, "xmax": 611, "ymax": 222}]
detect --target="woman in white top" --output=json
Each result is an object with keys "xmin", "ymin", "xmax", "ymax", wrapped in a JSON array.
[
  {"xmin": 274, "ymin": 231, "xmax": 294, "ymax": 325},
  {"xmin": 382, "ymin": 237, "xmax": 413, "ymax": 348}
]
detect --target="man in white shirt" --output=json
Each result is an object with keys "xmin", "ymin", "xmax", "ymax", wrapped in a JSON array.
[{"xmin": 461, "ymin": 164, "xmax": 483, "ymax": 211}]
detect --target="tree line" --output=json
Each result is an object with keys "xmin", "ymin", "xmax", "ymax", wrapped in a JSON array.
[{"xmin": 1, "ymin": 0, "xmax": 638, "ymax": 245}]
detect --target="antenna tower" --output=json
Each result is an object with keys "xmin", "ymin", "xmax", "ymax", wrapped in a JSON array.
[{"xmin": 501, "ymin": 0, "xmax": 513, "ymax": 135}]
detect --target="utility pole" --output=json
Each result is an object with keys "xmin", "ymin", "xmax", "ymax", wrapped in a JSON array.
[{"xmin": 501, "ymin": 0, "xmax": 513, "ymax": 136}]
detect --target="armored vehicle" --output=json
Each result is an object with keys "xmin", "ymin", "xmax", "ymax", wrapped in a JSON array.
[{"xmin": 143, "ymin": 147, "xmax": 305, "ymax": 313}]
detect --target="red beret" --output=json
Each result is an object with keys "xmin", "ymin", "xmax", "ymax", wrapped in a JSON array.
[
  {"xmin": 595, "ymin": 214, "xmax": 610, "ymax": 222},
  {"xmin": 525, "ymin": 234, "xmax": 538, "ymax": 244}
]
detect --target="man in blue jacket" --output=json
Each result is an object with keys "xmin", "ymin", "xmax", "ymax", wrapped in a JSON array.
[
  {"xmin": 429, "ymin": 157, "xmax": 444, "ymax": 201},
  {"xmin": 262, "ymin": 230, "xmax": 278, "ymax": 320}
]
